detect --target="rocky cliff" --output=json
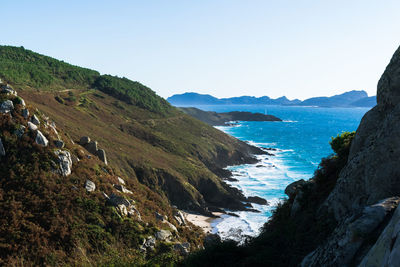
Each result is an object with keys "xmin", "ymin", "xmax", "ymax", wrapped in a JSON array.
[{"xmin": 300, "ymin": 45, "xmax": 400, "ymax": 266}]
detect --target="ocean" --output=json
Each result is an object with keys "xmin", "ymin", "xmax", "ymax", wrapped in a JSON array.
[{"xmin": 184, "ymin": 105, "xmax": 370, "ymax": 240}]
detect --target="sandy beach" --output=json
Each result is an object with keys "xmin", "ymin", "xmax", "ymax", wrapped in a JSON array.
[{"xmin": 183, "ymin": 211, "xmax": 223, "ymax": 234}]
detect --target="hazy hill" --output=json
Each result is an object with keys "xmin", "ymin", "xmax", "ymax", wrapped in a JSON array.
[
  {"xmin": 180, "ymin": 107, "xmax": 281, "ymax": 126},
  {"xmin": 167, "ymin": 91, "xmax": 376, "ymax": 108}
]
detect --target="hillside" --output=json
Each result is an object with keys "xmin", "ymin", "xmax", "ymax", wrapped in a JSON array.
[
  {"xmin": 184, "ymin": 45, "xmax": 400, "ymax": 266},
  {"xmin": 167, "ymin": 91, "xmax": 376, "ymax": 108},
  {"xmin": 0, "ymin": 46, "xmax": 269, "ymax": 265},
  {"xmin": 180, "ymin": 107, "xmax": 282, "ymax": 126}
]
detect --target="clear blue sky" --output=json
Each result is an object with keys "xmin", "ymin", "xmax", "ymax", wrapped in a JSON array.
[{"xmin": 2, "ymin": 0, "xmax": 400, "ymax": 99}]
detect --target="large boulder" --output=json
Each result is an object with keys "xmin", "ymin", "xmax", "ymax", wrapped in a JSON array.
[
  {"xmin": 0, "ymin": 138, "xmax": 5, "ymax": 156},
  {"xmin": 96, "ymin": 149, "xmax": 107, "ymax": 165},
  {"xmin": 155, "ymin": 230, "xmax": 173, "ymax": 242},
  {"xmin": 54, "ymin": 150, "xmax": 72, "ymax": 176},
  {"xmin": 85, "ymin": 180, "xmax": 96, "ymax": 192},
  {"xmin": 35, "ymin": 131, "xmax": 48, "ymax": 146},
  {"xmin": 0, "ymin": 100, "xmax": 14, "ymax": 114},
  {"xmin": 85, "ymin": 140, "xmax": 98, "ymax": 154},
  {"xmin": 27, "ymin": 122, "xmax": 38, "ymax": 131},
  {"xmin": 117, "ymin": 177, "xmax": 125, "ymax": 185},
  {"xmin": 79, "ymin": 136, "xmax": 90, "ymax": 146}
]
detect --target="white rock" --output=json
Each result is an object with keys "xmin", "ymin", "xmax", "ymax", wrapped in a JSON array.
[
  {"xmin": 54, "ymin": 150, "xmax": 72, "ymax": 176},
  {"xmin": 35, "ymin": 130, "xmax": 48, "ymax": 146},
  {"xmin": 27, "ymin": 122, "xmax": 38, "ymax": 131},
  {"xmin": 117, "ymin": 176, "xmax": 125, "ymax": 185},
  {"xmin": 85, "ymin": 180, "xmax": 96, "ymax": 192}
]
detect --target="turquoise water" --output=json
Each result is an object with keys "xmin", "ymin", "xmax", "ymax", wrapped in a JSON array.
[{"xmin": 183, "ymin": 105, "xmax": 370, "ymax": 239}]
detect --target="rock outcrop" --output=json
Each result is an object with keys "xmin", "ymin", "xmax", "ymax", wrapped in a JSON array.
[
  {"xmin": 79, "ymin": 136, "xmax": 108, "ymax": 165},
  {"xmin": 299, "ymin": 45, "xmax": 400, "ymax": 266},
  {"xmin": 54, "ymin": 150, "xmax": 72, "ymax": 176}
]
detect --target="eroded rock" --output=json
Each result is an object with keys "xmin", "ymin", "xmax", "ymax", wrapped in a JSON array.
[
  {"xmin": 22, "ymin": 108, "xmax": 29, "ymax": 119},
  {"xmin": 113, "ymin": 184, "xmax": 133, "ymax": 194},
  {"xmin": 53, "ymin": 140, "xmax": 65, "ymax": 148},
  {"xmin": 285, "ymin": 179, "xmax": 306, "ymax": 198},
  {"xmin": 14, "ymin": 125, "xmax": 25, "ymax": 138},
  {"xmin": 85, "ymin": 140, "xmax": 98, "ymax": 154},
  {"xmin": 174, "ymin": 242, "xmax": 190, "ymax": 255}
]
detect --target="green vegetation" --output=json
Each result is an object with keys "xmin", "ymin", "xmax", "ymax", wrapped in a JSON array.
[
  {"xmin": 0, "ymin": 46, "xmax": 99, "ymax": 89},
  {"xmin": 93, "ymin": 75, "xmax": 174, "ymax": 114},
  {"xmin": 183, "ymin": 132, "xmax": 356, "ymax": 267}
]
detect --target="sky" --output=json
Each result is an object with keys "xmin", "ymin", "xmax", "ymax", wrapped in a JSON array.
[{"xmin": 2, "ymin": 0, "xmax": 400, "ymax": 100}]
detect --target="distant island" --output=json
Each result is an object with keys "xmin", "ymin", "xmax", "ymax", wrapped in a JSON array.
[
  {"xmin": 168, "ymin": 90, "xmax": 376, "ymax": 108},
  {"xmin": 180, "ymin": 107, "xmax": 282, "ymax": 126}
]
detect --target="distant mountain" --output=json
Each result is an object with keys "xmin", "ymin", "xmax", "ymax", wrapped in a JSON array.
[
  {"xmin": 180, "ymin": 107, "xmax": 281, "ymax": 126},
  {"xmin": 167, "ymin": 91, "xmax": 376, "ymax": 108},
  {"xmin": 167, "ymin": 93, "xmax": 301, "ymax": 106}
]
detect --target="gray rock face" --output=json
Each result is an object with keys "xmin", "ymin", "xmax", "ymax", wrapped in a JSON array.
[
  {"xmin": 54, "ymin": 150, "xmax": 72, "ymax": 176},
  {"xmin": 85, "ymin": 180, "xmax": 96, "ymax": 192},
  {"xmin": 96, "ymin": 149, "xmax": 107, "ymax": 165},
  {"xmin": 155, "ymin": 212, "xmax": 166, "ymax": 222},
  {"xmin": 31, "ymin": 114, "xmax": 40, "ymax": 125},
  {"xmin": 0, "ymin": 100, "xmax": 14, "ymax": 113},
  {"xmin": 53, "ymin": 140, "xmax": 65, "ymax": 148},
  {"xmin": 85, "ymin": 140, "xmax": 98, "ymax": 154},
  {"xmin": 0, "ymin": 138, "xmax": 5, "ymax": 156},
  {"xmin": 35, "ymin": 131, "xmax": 48, "ymax": 146},
  {"xmin": 155, "ymin": 230, "xmax": 173, "ymax": 242},
  {"xmin": 359, "ymin": 204, "xmax": 400, "ymax": 267},
  {"xmin": 17, "ymin": 97, "xmax": 25, "ymax": 107},
  {"xmin": 301, "ymin": 197, "xmax": 400, "ymax": 267},
  {"xmin": 27, "ymin": 122, "xmax": 38, "ymax": 131},
  {"xmin": 79, "ymin": 136, "xmax": 90, "ymax": 145},
  {"xmin": 22, "ymin": 108, "xmax": 29, "ymax": 119},
  {"xmin": 322, "ymin": 45, "xmax": 400, "ymax": 221}
]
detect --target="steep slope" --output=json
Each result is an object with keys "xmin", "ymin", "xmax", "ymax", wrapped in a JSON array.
[
  {"xmin": 0, "ymin": 85, "xmax": 203, "ymax": 266},
  {"xmin": 0, "ymin": 45, "xmax": 265, "ymax": 216}
]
